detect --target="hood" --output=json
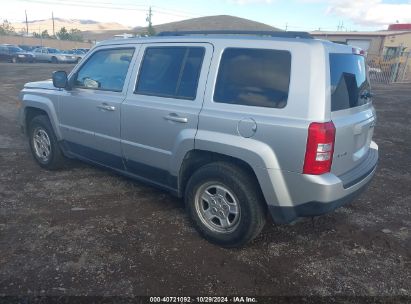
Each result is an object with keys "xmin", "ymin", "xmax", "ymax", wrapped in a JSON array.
[{"xmin": 24, "ymin": 80, "xmax": 57, "ymax": 90}]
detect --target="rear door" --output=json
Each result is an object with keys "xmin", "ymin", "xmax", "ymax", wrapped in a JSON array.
[
  {"xmin": 329, "ymin": 52, "xmax": 376, "ymax": 176},
  {"xmin": 121, "ymin": 43, "xmax": 212, "ymax": 187}
]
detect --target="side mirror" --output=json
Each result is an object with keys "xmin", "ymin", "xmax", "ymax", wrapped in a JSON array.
[{"xmin": 52, "ymin": 71, "xmax": 68, "ymax": 89}]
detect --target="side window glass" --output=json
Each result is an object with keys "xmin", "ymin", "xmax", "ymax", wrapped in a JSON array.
[
  {"xmin": 135, "ymin": 46, "xmax": 205, "ymax": 100},
  {"xmin": 214, "ymin": 48, "xmax": 291, "ymax": 108},
  {"xmin": 75, "ymin": 48, "xmax": 134, "ymax": 92}
]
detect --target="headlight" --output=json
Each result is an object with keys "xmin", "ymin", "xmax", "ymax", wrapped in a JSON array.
[{"xmin": 18, "ymin": 54, "xmax": 25, "ymax": 58}]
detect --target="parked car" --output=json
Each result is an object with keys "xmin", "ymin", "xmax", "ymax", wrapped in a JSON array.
[
  {"xmin": 0, "ymin": 44, "xmax": 34, "ymax": 63},
  {"xmin": 65, "ymin": 49, "xmax": 86, "ymax": 63},
  {"xmin": 18, "ymin": 31, "xmax": 378, "ymax": 247},
  {"xmin": 18, "ymin": 44, "xmax": 40, "ymax": 52},
  {"xmin": 75, "ymin": 48, "xmax": 90, "ymax": 53},
  {"xmin": 32, "ymin": 47, "xmax": 77, "ymax": 63}
]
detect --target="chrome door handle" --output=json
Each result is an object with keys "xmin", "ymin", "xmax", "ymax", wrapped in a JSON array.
[
  {"xmin": 164, "ymin": 113, "xmax": 188, "ymax": 123},
  {"xmin": 97, "ymin": 103, "xmax": 116, "ymax": 111}
]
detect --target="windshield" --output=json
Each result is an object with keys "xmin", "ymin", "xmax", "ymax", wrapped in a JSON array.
[{"xmin": 330, "ymin": 53, "xmax": 370, "ymax": 112}]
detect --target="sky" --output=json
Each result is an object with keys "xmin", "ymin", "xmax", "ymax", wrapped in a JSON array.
[{"xmin": 1, "ymin": 0, "xmax": 411, "ymax": 32}]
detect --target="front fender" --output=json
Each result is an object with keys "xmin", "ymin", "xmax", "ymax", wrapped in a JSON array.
[{"xmin": 21, "ymin": 92, "xmax": 62, "ymax": 140}]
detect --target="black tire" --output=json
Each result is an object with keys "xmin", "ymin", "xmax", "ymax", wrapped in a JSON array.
[
  {"xmin": 51, "ymin": 57, "xmax": 58, "ymax": 64},
  {"xmin": 28, "ymin": 115, "xmax": 66, "ymax": 170},
  {"xmin": 185, "ymin": 162, "xmax": 266, "ymax": 247}
]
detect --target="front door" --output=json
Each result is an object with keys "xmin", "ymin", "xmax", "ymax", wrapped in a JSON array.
[
  {"xmin": 58, "ymin": 46, "xmax": 138, "ymax": 169},
  {"xmin": 121, "ymin": 43, "xmax": 213, "ymax": 188}
]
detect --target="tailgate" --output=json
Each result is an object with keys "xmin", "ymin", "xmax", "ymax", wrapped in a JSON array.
[
  {"xmin": 331, "ymin": 105, "xmax": 375, "ymax": 176},
  {"xmin": 329, "ymin": 52, "xmax": 376, "ymax": 176}
]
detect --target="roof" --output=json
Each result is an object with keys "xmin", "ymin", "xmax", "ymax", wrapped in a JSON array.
[
  {"xmin": 97, "ymin": 34, "xmax": 330, "ymax": 48},
  {"xmin": 310, "ymin": 30, "xmax": 411, "ymax": 37}
]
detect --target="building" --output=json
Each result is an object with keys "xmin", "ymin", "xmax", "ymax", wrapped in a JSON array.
[
  {"xmin": 310, "ymin": 24, "xmax": 411, "ymax": 83},
  {"xmin": 310, "ymin": 30, "xmax": 411, "ymax": 56}
]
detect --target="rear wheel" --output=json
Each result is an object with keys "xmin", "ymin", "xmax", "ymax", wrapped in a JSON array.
[
  {"xmin": 28, "ymin": 115, "xmax": 66, "ymax": 170},
  {"xmin": 185, "ymin": 162, "xmax": 266, "ymax": 247}
]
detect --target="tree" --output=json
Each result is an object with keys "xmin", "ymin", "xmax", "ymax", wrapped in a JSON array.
[
  {"xmin": 69, "ymin": 28, "xmax": 83, "ymax": 41},
  {"xmin": 56, "ymin": 27, "xmax": 70, "ymax": 40},
  {"xmin": 41, "ymin": 30, "xmax": 51, "ymax": 38},
  {"xmin": 56, "ymin": 27, "xmax": 83, "ymax": 41},
  {"xmin": 0, "ymin": 19, "xmax": 15, "ymax": 35}
]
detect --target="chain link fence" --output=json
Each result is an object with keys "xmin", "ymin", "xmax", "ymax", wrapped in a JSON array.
[{"xmin": 367, "ymin": 51, "xmax": 411, "ymax": 84}]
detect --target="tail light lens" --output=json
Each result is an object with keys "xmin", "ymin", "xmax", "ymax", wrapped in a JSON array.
[{"xmin": 303, "ymin": 121, "xmax": 336, "ymax": 175}]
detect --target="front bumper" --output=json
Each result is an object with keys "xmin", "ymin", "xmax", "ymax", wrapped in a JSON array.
[
  {"xmin": 263, "ymin": 142, "xmax": 378, "ymax": 224},
  {"xmin": 17, "ymin": 56, "xmax": 34, "ymax": 62}
]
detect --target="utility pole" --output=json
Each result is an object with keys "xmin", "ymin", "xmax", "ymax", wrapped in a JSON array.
[
  {"xmin": 52, "ymin": 11, "xmax": 55, "ymax": 37},
  {"xmin": 146, "ymin": 6, "xmax": 155, "ymax": 36},
  {"xmin": 285, "ymin": 23, "xmax": 288, "ymax": 31},
  {"xmin": 25, "ymin": 10, "xmax": 28, "ymax": 35}
]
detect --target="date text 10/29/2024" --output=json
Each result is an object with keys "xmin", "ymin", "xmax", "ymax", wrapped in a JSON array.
[{"xmin": 149, "ymin": 296, "xmax": 258, "ymax": 303}]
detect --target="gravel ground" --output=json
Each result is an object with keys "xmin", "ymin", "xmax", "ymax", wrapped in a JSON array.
[{"xmin": 0, "ymin": 63, "xmax": 410, "ymax": 298}]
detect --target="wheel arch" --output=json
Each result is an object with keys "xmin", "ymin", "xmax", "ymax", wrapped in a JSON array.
[
  {"xmin": 23, "ymin": 99, "xmax": 62, "ymax": 140},
  {"xmin": 178, "ymin": 150, "xmax": 266, "ymax": 205}
]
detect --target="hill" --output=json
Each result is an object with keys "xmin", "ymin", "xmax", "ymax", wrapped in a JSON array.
[
  {"xmin": 82, "ymin": 15, "xmax": 281, "ymax": 41},
  {"xmin": 11, "ymin": 18, "xmax": 130, "ymax": 36},
  {"xmin": 137, "ymin": 15, "xmax": 281, "ymax": 33}
]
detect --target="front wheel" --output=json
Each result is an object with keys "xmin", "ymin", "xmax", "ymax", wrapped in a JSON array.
[
  {"xmin": 11, "ymin": 57, "xmax": 18, "ymax": 63},
  {"xmin": 185, "ymin": 162, "xmax": 266, "ymax": 247},
  {"xmin": 28, "ymin": 115, "xmax": 66, "ymax": 170},
  {"xmin": 51, "ymin": 57, "xmax": 58, "ymax": 64}
]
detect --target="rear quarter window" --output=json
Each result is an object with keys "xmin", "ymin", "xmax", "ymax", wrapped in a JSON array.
[{"xmin": 214, "ymin": 48, "xmax": 291, "ymax": 108}]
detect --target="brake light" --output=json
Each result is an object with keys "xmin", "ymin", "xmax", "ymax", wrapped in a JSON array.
[
  {"xmin": 352, "ymin": 47, "xmax": 365, "ymax": 56},
  {"xmin": 303, "ymin": 121, "xmax": 336, "ymax": 175}
]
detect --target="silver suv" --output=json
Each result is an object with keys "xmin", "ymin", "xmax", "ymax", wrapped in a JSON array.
[{"xmin": 18, "ymin": 31, "xmax": 378, "ymax": 247}]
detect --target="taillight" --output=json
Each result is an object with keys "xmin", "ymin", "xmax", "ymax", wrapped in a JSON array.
[{"xmin": 303, "ymin": 121, "xmax": 336, "ymax": 175}]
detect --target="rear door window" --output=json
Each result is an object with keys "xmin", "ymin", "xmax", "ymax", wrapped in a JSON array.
[
  {"xmin": 135, "ymin": 46, "xmax": 205, "ymax": 100},
  {"xmin": 214, "ymin": 48, "xmax": 291, "ymax": 108},
  {"xmin": 330, "ymin": 53, "xmax": 370, "ymax": 111}
]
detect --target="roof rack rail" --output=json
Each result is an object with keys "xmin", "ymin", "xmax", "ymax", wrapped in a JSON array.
[{"xmin": 157, "ymin": 30, "xmax": 313, "ymax": 39}]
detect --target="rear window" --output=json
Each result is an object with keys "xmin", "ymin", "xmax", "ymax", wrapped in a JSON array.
[
  {"xmin": 330, "ymin": 53, "xmax": 370, "ymax": 111},
  {"xmin": 214, "ymin": 48, "xmax": 291, "ymax": 108}
]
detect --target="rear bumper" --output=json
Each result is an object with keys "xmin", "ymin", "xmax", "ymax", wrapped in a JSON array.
[
  {"xmin": 58, "ymin": 58, "xmax": 77, "ymax": 63},
  {"xmin": 265, "ymin": 142, "xmax": 378, "ymax": 224}
]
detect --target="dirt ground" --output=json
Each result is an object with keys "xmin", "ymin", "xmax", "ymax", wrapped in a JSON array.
[{"xmin": 0, "ymin": 63, "xmax": 410, "ymax": 297}]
